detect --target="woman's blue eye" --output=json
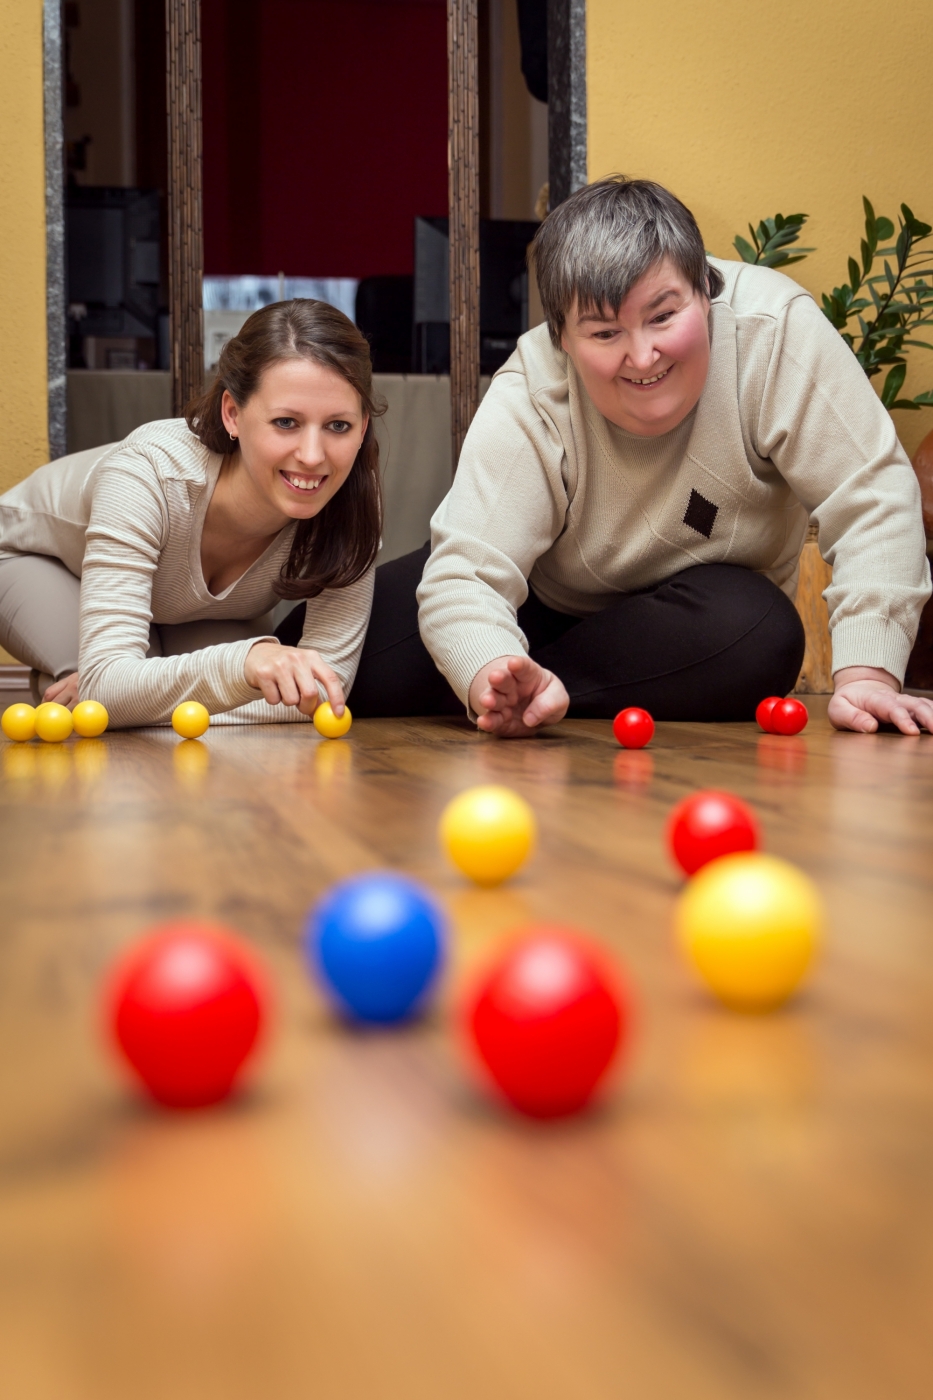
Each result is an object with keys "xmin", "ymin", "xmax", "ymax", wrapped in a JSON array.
[
  {"xmin": 329, "ymin": 420, "xmax": 351, "ymax": 433},
  {"xmin": 273, "ymin": 417, "xmax": 297, "ymax": 429}
]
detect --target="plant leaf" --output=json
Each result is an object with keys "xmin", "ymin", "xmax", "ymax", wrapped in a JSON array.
[{"xmin": 881, "ymin": 363, "xmax": 907, "ymax": 406}]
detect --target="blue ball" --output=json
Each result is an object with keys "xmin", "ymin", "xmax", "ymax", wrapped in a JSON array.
[{"xmin": 306, "ymin": 872, "xmax": 445, "ymax": 1024}]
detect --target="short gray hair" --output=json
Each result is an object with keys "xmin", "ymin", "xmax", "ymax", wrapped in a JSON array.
[{"xmin": 531, "ymin": 176, "xmax": 724, "ymax": 346}]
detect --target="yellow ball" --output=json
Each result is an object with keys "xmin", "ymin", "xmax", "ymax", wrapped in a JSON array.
[
  {"xmin": 675, "ymin": 852, "xmax": 823, "ymax": 1011},
  {"xmin": 34, "ymin": 702, "xmax": 74, "ymax": 744},
  {"xmin": 439, "ymin": 784, "xmax": 536, "ymax": 886},
  {"xmin": 1, "ymin": 702, "xmax": 36, "ymax": 742},
  {"xmin": 313, "ymin": 701, "xmax": 352, "ymax": 738},
  {"xmin": 72, "ymin": 700, "xmax": 109, "ymax": 737},
  {"xmin": 171, "ymin": 701, "xmax": 210, "ymax": 739}
]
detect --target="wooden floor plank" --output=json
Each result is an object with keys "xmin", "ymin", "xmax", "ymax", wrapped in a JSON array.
[{"xmin": 0, "ymin": 704, "xmax": 931, "ymax": 1398}]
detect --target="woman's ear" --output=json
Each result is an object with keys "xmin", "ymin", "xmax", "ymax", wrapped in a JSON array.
[
  {"xmin": 220, "ymin": 389, "xmax": 239, "ymax": 440},
  {"xmin": 360, "ymin": 412, "xmax": 370, "ymax": 447}
]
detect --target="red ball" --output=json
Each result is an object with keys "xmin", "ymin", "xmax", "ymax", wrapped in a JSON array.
[
  {"xmin": 612, "ymin": 707, "xmax": 655, "ymax": 749},
  {"xmin": 106, "ymin": 922, "xmax": 269, "ymax": 1108},
  {"xmin": 666, "ymin": 789, "xmax": 760, "ymax": 876},
  {"xmin": 465, "ymin": 928, "xmax": 632, "ymax": 1118},
  {"xmin": 770, "ymin": 697, "xmax": 808, "ymax": 736},
  {"xmin": 755, "ymin": 695, "xmax": 782, "ymax": 732}
]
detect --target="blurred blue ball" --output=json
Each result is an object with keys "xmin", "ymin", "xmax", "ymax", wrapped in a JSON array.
[{"xmin": 306, "ymin": 872, "xmax": 445, "ymax": 1023}]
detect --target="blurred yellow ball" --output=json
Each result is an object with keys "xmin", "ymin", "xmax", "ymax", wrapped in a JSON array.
[
  {"xmin": 34, "ymin": 702, "xmax": 74, "ymax": 743},
  {"xmin": 675, "ymin": 852, "xmax": 823, "ymax": 1011},
  {"xmin": 72, "ymin": 699, "xmax": 109, "ymax": 737},
  {"xmin": 439, "ymin": 784, "xmax": 536, "ymax": 886},
  {"xmin": 313, "ymin": 702, "xmax": 352, "ymax": 738},
  {"xmin": 171, "ymin": 701, "xmax": 210, "ymax": 739},
  {"xmin": 1, "ymin": 702, "xmax": 36, "ymax": 742}
]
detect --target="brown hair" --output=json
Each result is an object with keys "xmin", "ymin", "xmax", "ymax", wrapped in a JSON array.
[
  {"xmin": 186, "ymin": 299, "xmax": 385, "ymax": 600},
  {"xmin": 531, "ymin": 176, "xmax": 725, "ymax": 346}
]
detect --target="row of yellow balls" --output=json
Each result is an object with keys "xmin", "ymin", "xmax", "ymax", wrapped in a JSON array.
[
  {"xmin": 2, "ymin": 700, "xmax": 109, "ymax": 742},
  {"xmin": 2, "ymin": 698, "xmax": 354, "ymax": 744}
]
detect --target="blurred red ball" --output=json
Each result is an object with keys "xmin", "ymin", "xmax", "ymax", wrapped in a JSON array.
[
  {"xmin": 612, "ymin": 707, "xmax": 654, "ymax": 749},
  {"xmin": 667, "ymin": 789, "xmax": 760, "ymax": 876},
  {"xmin": 755, "ymin": 696, "xmax": 782, "ymax": 732},
  {"xmin": 465, "ymin": 928, "xmax": 632, "ymax": 1118},
  {"xmin": 770, "ymin": 697, "xmax": 808, "ymax": 736},
  {"xmin": 106, "ymin": 922, "xmax": 269, "ymax": 1108}
]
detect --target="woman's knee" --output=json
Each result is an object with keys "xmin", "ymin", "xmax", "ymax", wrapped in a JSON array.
[
  {"xmin": 682, "ymin": 566, "xmax": 804, "ymax": 714},
  {"xmin": 0, "ymin": 554, "xmax": 81, "ymax": 675},
  {"xmin": 740, "ymin": 580, "xmax": 806, "ymax": 697}
]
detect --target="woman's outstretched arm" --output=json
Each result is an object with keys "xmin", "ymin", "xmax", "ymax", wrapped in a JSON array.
[{"xmin": 78, "ymin": 461, "xmax": 274, "ymax": 726}]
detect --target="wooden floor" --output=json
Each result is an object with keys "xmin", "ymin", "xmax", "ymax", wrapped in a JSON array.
[{"xmin": 0, "ymin": 703, "xmax": 931, "ymax": 1400}]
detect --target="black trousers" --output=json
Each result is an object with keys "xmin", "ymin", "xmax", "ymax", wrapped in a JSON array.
[{"xmin": 276, "ymin": 545, "xmax": 806, "ymax": 722}]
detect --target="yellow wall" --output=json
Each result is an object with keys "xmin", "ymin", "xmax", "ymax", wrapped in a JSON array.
[
  {"xmin": 0, "ymin": 0, "xmax": 49, "ymax": 490},
  {"xmin": 587, "ymin": 0, "xmax": 933, "ymax": 459}
]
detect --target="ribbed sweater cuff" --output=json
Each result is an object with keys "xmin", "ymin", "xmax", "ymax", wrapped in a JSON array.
[
  {"xmin": 441, "ymin": 627, "xmax": 528, "ymax": 708},
  {"xmin": 830, "ymin": 615, "xmax": 914, "ymax": 684},
  {"xmin": 221, "ymin": 635, "xmax": 279, "ymax": 709}
]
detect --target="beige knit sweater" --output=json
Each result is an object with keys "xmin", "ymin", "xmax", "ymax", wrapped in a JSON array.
[
  {"xmin": 418, "ymin": 257, "xmax": 931, "ymax": 705},
  {"xmin": 0, "ymin": 419, "xmax": 373, "ymax": 727}
]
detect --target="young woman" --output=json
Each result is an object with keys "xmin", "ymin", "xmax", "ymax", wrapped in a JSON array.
[{"xmin": 0, "ymin": 300, "xmax": 382, "ymax": 728}]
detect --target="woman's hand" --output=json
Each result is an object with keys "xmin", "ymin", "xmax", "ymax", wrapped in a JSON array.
[
  {"xmin": 469, "ymin": 655, "xmax": 569, "ymax": 737},
  {"xmin": 244, "ymin": 641, "xmax": 346, "ymax": 716},
  {"xmin": 43, "ymin": 672, "xmax": 79, "ymax": 707},
  {"xmin": 829, "ymin": 666, "xmax": 933, "ymax": 735}
]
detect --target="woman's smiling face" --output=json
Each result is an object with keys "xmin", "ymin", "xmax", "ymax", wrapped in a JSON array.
[
  {"xmin": 221, "ymin": 357, "xmax": 368, "ymax": 522},
  {"xmin": 559, "ymin": 258, "xmax": 711, "ymax": 437}
]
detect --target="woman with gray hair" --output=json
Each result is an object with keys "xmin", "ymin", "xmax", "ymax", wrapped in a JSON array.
[{"xmin": 399, "ymin": 175, "xmax": 929, "ymax": 736}]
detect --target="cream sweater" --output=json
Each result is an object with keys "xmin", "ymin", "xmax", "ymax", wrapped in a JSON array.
[
  {"xmin": 418, "ymin": 257, "xmax": 931, "ymax": 704},
  {"xmin": 0, "ymin": 419, "xmax": 373, "ymax": 727}
]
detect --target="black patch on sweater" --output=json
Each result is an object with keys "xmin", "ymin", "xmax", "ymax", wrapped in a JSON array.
[{"xmin": 684, "ymin": 489, "xmax": 719, "ymax": 539}]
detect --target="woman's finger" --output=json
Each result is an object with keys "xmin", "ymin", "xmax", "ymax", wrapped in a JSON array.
[
  {"xmin": 902, "ymin": 696, "xmax": 933, "ymax": 731},
  {"xmin": 273, "ymin": 664, "xmax": 301, "ymax": 708},
  {"xmin": 299, "ymin": 649, "xmax": 345, "ymax": 713},
  {"xmin": 257, "ymin": 675, "xmax": 283, "ymax": 707},
  {"xmin": 885, "ymin": 703, "xmax": 920, "ymax": 735},
  {"xmin": 829, "ymin": 694, "xmax": 877, "ymax": 733},
  {"xmin": 317, "ymin": 668, "xmax": 346, "ymax": 714}
]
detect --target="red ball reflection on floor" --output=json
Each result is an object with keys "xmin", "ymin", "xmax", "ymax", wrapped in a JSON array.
[{"xmin": 613, "ymin": 750, "xmax": 655, "ymax": 789}]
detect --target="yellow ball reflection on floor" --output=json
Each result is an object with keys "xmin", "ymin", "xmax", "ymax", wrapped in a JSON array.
[
  {"xmin": 1, "ymin": 702, "xmax": 36, "ymax": 742},
  {"xmin": 173, "ymin": 738, "xmax": 210, "ymax": 787},
  {"xmin": 675, "ymin": 852, "xmax": 823, "ymax": 1011},
  {"xmin": 34, "ymin": 702, "xmax": 74, "ymax": 743},
  {"xmin": 72, "ymin": 700, "xmax": 109, "ymax": 737},
  {"xmin": 171, "ymin": 701, "xmax": 210, "ymax": 739},
  {"xmin": 313, "ymin": 702, "xmax": 352, "ymax": 738},
  {"xmin": 439, "ymin": 784, "xmax": 536, "ymax": 886}
]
